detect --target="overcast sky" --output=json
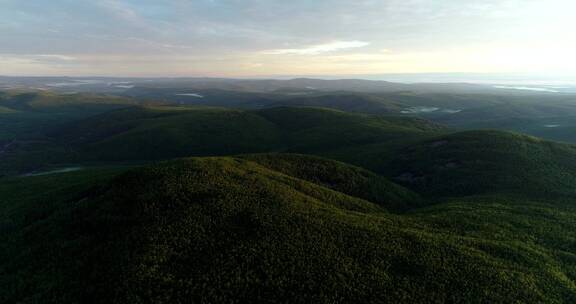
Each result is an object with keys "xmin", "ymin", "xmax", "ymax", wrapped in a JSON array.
[{"xmin": 1, "ymin": 0, "xmax": 575, "ymax": 77}]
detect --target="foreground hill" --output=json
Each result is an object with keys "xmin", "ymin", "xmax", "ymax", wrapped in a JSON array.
[{"xmin": 1, "ymin": 154, "xmax": 576, "ymax": 303}]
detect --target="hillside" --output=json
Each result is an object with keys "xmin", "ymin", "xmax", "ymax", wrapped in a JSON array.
[
  {"xmin": 0, "ymin": 105, "xmax": 443, "ymax": 175},
  {"xmin": 265, "ymin": 94, "xmax": 404, "ymax": 114},
  {"xmin": 0, "ymin": 91, "xmax": 143, "ymax": 142},
  {"xmin": 9, "ymin": 102, "xmax": 576, "ymax": 199},
  {"xmin": 241, "ymin": 153, "xmax": 422, "ymax": 211},
  {"xmin": 123, "ymin": 88, "xmax": 576, "ymax": 144},
  {"xmin": 7, "ymin": 103, "xmax": 576, "ymax": 207},
  {"xmin": 124, "ymin": 88, "xmax": 407, "ymax": 114},
  {"xmin": 386, "ymin": 130, "xmax": 576, "ymax": 199},
  {"xmin": 2, "ymin": 154, "xmax": 576, "ymax": 303},
  {"xmin": 51, "ymin": 106, "xmax": 284, "ymax": 161},
  {"xmin": 0, "ymin": 91, "xmax": 139, "ymax": 113},
  {"xmin": 395, "ymin": 93, "xmax": 576, "ymax": 143}
]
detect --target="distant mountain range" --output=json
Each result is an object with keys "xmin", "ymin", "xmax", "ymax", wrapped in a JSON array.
[{"xmin": 4, "ymin": 76, "xmax": 571, "ymax": 94}]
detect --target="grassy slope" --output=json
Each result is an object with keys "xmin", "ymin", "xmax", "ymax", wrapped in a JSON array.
[{"xmin": 1, "ymin": 155, "xmax": 575, "ymax": 303}]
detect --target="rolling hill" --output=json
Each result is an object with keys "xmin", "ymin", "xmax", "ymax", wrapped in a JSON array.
[
  {"xmin": 0, "ymin": 91, "xmax": 139, "ymax": 113},
  {"xmin": 264, "ymin": 94, "xmax": 404, "ymax": 114},
  {"xmin": 2, "ymin": 154, "xmax": 576, "ymax": 303},
  {"xmin": 386, "ymin": 130, "xmax": 576, "ymax": 199},
  {"xmin": 0, "ymin": 91, "xmax": 143, "ymax": 142},
  {"xmin": 6, "ymin": 103, "xmax": 576, "ymax": 207},
  {"xmin": 241, "ymin": 153, "xmax": 423, "ymax": 211},
  {"xmin": 120, "ymin": 86, "xmax": 576, "ymax": 145},
  {"xmin": 3, "ymin": 97, "xmax": 576, "ymax": 303},
  {"xmin": 0, "ymin": 105, "xmax": 443, "ymax": 175}
]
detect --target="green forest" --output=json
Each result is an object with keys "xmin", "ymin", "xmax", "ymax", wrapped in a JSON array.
[{"xmin": 2, "ymin": 88, "xmax": 576, "ymax": 303}]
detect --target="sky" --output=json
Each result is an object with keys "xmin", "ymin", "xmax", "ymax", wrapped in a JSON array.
[{"xmin": 0, "ymin": 0, "xmax": 575, "ymax": 77}]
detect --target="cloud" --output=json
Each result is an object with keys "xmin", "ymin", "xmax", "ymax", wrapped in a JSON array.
[
  {"xmin": 96, "ymin": 0, "xmax": 143, "ymax": 25},
  {"xmin": 32, "ymin": 54, "xmax": 78, "ymax": 61},
  {"xmin": 1, "ymin": 0, "xmax": 575, "ymax": 76},
  {"xmin": 0, "ymin": 54, "xmax": 79, "ymax": 77},
  {"xmin": 262, "ymin": 40, "xmax": 370, "ymax": 55},
  {"xmin": 0, "ymin": 54, "xmax": 78, "ymax": 64},
  {"xmin": 0, "ymin": 55, "xmax": 64, "ymax": 75}
]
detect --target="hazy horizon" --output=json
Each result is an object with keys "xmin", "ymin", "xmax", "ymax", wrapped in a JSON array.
[
  {"xmin": 1, "ymin": 72, "xmax": 575, "ymax": 87},
  {"xmin": 2, "ymin": 0, "xmax": 576, "ymax": 77}
]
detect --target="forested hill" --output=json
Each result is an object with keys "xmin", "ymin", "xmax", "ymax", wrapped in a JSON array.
[
  {"xmin": 0, "ymin": 105, "xmax": 443, "ymax": 175},
  {"xmin": 2, "ymin": 154, "xmax": 576, "ymax": 303},
  {"xmin": 3, "ymin": 94, "xmax": 576, "ymax": 303}
]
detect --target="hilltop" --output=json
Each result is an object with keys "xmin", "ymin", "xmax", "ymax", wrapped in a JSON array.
[{"xmin": 2, "ymin": 154, "xmax": 576, "ymax": 303}]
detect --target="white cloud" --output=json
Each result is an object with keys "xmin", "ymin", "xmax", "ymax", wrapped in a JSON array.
[
  {"xmin": 97, "ymin": 0, "xmax": 142, "ymax": 24},
  {"xmin": 33, "ymin": 54, "xmax": 77, "ymax": 61},
  {"xmin": 0, "ymin": 55, "xmax": 58, "ymax": 75},
  {"xmin": 262, "ymin": 40, "xmax": 370, "ymax": 55}
]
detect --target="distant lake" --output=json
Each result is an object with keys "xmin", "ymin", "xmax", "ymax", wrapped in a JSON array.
[
  {"xmin": 493, "ymin": 86, "xmax": 560, "ymax": 93},
  {"xmin": 23, "ymin": 167, "xmax": 84, "ymax": 177},
  {"xmin": 175, "ymin": 93, "xmax": 205, "ymax": 98}
]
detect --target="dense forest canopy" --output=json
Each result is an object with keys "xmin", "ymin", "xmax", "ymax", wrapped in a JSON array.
[{"xmin": 2, "ymin": 80, "xmax": 576, "ymax": 303}]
